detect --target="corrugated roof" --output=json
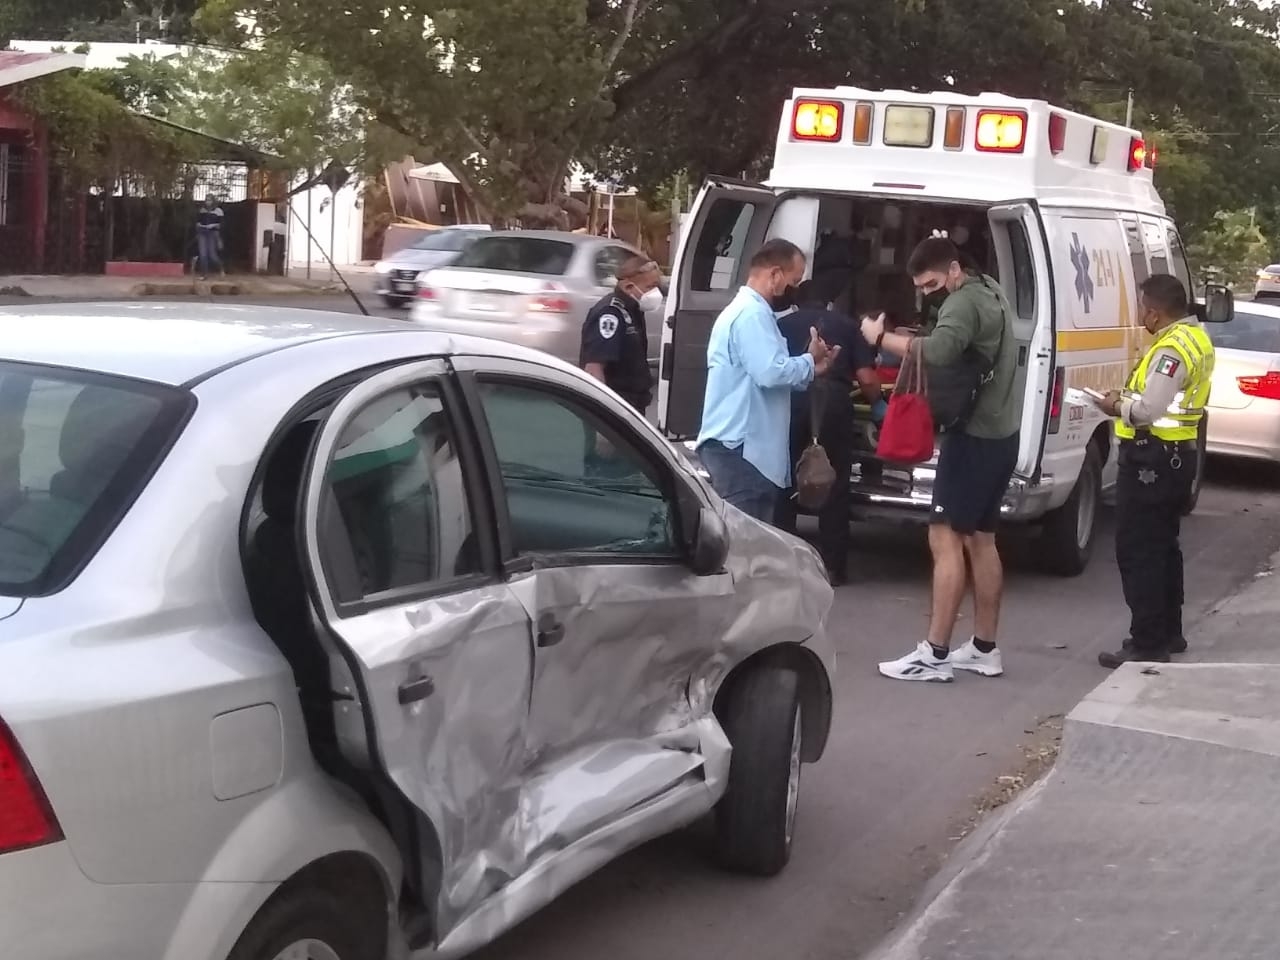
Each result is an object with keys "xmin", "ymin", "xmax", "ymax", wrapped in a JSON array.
[{"xmin": 0, "ymin": 50, "xmax": 87, "ymax": 88}]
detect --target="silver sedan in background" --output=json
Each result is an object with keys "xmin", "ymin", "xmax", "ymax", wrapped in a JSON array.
[
  {"xmin": 409, "ymin": 230, "xmax": 665, "ymax": 366},
  {"xmin": 373, "ymin": 225, "xmax": 490, "ymax": 308},
  {"xmin": 1205, "ymin": 301, "xmax": 1280, "ymax": 465}
]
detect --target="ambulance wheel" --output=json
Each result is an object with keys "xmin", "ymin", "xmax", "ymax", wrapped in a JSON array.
[
  {"xmin": 1183, "ymin": 417, "xmax": 1208, "ymax": 516},
  {"xmin": 1040, "ymin": 445, "xmax": 1101, "ymax": 577}
]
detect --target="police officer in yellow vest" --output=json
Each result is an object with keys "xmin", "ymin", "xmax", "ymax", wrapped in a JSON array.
[{"xmin": 1094, "ymin": 274, "xmax": 1215, "ymax": 668}]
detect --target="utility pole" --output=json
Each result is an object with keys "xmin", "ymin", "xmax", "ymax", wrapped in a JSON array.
[{"xmin": 1125, "ymin": 89, "xmax": 1134, "ymax": 128}]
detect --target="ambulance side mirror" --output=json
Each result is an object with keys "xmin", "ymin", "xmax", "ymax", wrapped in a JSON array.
[{"xmin": 1201, "ymin": 284, "xmax": 1234, "ymax": 324}]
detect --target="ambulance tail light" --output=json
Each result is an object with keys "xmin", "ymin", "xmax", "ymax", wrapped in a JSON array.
[
  {"xmin": 529, "ymin": 282, "xmax": 572, "ymax": 314},
  {"xmin": 1237, "ymin": 371, "xmax": 1280, "ymax": 402},
  {"xmin": 1047, "ymin": 367, "xmax": 1067, "ymax": 435},
  {"xmin": 792, "ymin": 100, "xmax": 844, "ymax": 142},
  {"xmin": 852, "ymin": 102, "xmax": 873, "ymax": 145},
  {"xmin": 1047, "ymin": 113, "xmax": 1067, "ymax": 154},
  {"xmin": 975, "ymin": 110, "xmax": 1027, "ymax": 153},
  {"xmin": 1128, "ymin": 137, "xmax": 1147, "ymax": 172},
  {"xmin": 943, "ymin": 107, "xmax": 965, "ymax": 150},
  {"xmin": 1145, "ymin": 143, "xmax": 1158, "ymax": 169}
]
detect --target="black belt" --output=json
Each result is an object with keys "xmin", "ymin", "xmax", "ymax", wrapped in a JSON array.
[{"xmin": 1120, "ymin": 436, "xmax": 1196, "ymax": 451}]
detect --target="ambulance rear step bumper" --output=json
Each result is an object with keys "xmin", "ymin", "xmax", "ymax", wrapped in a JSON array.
[{"xmin": 849, "ymin": 466, "xmax": 1054, "ymax": 524}]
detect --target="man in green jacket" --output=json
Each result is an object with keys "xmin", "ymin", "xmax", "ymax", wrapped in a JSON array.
[{"xmin": 860, "ymin": 237, "xmax": 1020, "ymax": 684}]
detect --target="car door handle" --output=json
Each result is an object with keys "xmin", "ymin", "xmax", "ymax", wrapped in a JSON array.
[
  {"xmin": 536, "ymin": 615, "xmax": 565, "ymax": 648},
  {"xmin": 398, "ymin": 675, "xmax": 435, "ymax": 705}
]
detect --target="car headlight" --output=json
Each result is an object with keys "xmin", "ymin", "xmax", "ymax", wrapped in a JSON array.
[{"xmin": 374, "ymin": 261, "xmax": 393, "ymax": 275}]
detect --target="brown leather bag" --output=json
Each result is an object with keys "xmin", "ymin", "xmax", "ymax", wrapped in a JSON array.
[{"xmin": 794, "ymin": 380, "xmax": 838, "ymax": 510}]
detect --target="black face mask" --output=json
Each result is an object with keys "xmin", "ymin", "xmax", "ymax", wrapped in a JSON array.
[
  {"xmin": 771, "ymin": 284, "xmax": 799, "ymax": 312},
  {"xmin": 922, "ymin": 289, "xmax": 949, "ymax": 312}
]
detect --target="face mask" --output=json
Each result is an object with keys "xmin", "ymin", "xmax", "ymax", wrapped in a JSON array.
[
  {"xmin": 771, "ymin": 283, "xmax": 798, "ymax": 312},
  {"xmin": 637, "ymin": 287, "xmax": 663, "ymax": 312},
  {"xmin": 923, "ymin": 288, "xmax": 948, "ymax": 311}
]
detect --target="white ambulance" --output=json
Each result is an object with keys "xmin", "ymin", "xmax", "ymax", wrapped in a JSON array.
[{"xmin": 657, "ymin": 85, "xmax": 1233, "ymax": 576}]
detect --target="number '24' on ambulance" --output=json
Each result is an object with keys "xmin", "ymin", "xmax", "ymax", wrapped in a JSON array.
[{"xmin": 658, "ymin": 86, "xmax": 1234, "ymax": 576}]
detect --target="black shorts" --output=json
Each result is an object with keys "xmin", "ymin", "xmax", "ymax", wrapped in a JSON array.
[{"xmin": 931, "ymin": 431, "xmax": 1019, "ymax": 534}]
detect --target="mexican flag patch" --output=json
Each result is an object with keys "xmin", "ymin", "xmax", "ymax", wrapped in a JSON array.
[{"xmin": 1154, "ymin": 355, "xmax": 1181, "ymax": 378}]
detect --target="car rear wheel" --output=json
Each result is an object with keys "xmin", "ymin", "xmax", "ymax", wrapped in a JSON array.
[
  {"xmin": 227, "ymin": 887, "xmax": 381, "ymax": 960},
  {"xmin": 1039, "ymin": 443, "xmax": 1101, "ymax": 577},
  {"xmin": 381, "ymin": 294, "xmax": 410, "ymax": 309},
  {"xmin": 714, "ymin": 666, "xmax": 802, "ymax": 877}
]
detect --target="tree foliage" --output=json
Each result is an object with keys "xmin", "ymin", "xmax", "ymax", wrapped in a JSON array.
[
  {"xmin": 1186, "ymin": 209, "xmax": 1271, "ymax": 288},
  {"xmin": 1, "ymin": 1, "xmax": 200, "ymax": 44}
]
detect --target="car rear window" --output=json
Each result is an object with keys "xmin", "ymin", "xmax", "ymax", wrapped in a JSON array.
[
  {"xmin": 411, "ymin": 230, "xmax": 477, "ymax": 252},
  {"xmin": 451, "ymin": 236, "xmax": 575, "ymax": 275},
  {"xmin": 0, "ymin": 363, "xmax": 191, "ymax": 597},
  {"xmin": 1208, "ymin": 310, "xmax": 1280, "ymax": 354}
]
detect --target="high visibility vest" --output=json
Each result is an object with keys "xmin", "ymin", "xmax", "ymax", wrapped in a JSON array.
[{"xmin": 1115, "ymin": 320, "xmax": 1215, "ymax": 442}]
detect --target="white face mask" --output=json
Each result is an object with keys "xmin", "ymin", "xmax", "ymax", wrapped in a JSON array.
[{"xmin": 637, "ymin": 287, "xmax": 663, "ymax": 312}]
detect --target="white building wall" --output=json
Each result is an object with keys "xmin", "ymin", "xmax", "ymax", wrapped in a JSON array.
[{"xmin": 287, "ymin": 181, "xmax": 364, "ymax": 272}]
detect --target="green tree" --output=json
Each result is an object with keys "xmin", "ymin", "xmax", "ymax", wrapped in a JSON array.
[
  {"xmin": 1186, "ymin": 209, "xmax": 1271, "ymax": 289},
  {"xmin": 1, "ymin": 1, "xmax": 201, "ymax": 44}
]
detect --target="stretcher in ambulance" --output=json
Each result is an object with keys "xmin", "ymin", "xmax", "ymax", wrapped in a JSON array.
[{"xmin": 658, "ymin": 86, "xmax": 1234, "ymax": 576}]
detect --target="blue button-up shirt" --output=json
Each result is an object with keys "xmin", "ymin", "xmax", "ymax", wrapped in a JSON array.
[{"xmin": 696, "ymin": 286, "xmax": 815, "ymax": 487}]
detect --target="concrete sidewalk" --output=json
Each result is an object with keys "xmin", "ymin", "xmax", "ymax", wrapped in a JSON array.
[
  {"xmin": 868, "ymin": 550, "xmax": 1280, "ymax": 960},
  {"xmin": 0, "ymin": 267, "xmax": 374, "ymax": 300}
]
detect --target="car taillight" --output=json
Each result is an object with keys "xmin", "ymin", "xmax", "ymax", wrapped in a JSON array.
[
  {"xmin": 1238, "ymin": 371, "xmax": 1280, "ymax": 401},
  {"xmin": 529, "ymin": 283, "xmax": 571, "ymax": 314},
  {"xmin": 416, "ymin": 284, "xmax": 437, "ymax": 300},
  {"xmin": 0, "ymin": 718, "xmax": 61, "ymax": 854},
  {"xmin": 1047, "ymin": 366, "xmax": 1067, "ymax": 435}
]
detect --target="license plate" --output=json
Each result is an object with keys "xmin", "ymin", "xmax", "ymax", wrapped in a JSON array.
[
  {"xmin": 468, "ymin": 292, "xmax": 505, "ymax": 312},
  {"xmin": 392, "ymin": 280, "xmax": 414, "ymax": 293}
]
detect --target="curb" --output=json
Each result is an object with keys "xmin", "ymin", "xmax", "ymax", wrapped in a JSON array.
[{"xmin": 129, "ymin": 281, "xmax": 343, "ymax": 297}]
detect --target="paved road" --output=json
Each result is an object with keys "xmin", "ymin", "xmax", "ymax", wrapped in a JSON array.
[{"xmin": 8, "ymin": 292, "xmax": 1280, "ymax": 959}]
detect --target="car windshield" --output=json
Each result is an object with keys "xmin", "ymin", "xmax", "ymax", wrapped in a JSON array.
[
  {"xmin": 1208, "ymin": 310, "xmax": 1280, "ymax": 354},
  {"xmin": 451, "ymin": 236, "xmax": 575, "ymax": 276},
  {"xmin": 410, "ymin": 230, "xmax": 476, "ymax": 253},
  {"xmin": 0, "ymin": 363, "xmax": 189, "ymax": 597}
]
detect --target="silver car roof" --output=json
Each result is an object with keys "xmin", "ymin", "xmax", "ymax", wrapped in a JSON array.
[{"xmin": 0, "ymin": 301, "xmax": 512, "ymax": 386}]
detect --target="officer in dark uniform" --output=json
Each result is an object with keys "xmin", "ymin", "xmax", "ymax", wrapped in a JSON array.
[
  {"xmin": 580, "ymin": 255, "xmax": 663, "ymax": 413},
  {"xmin": 776, "ymin": 278, "xmax": 887, "ymax": 583},
  {"xmin": 1094, "ymin": 274, "xmax": 1216, "ymax": 668}
]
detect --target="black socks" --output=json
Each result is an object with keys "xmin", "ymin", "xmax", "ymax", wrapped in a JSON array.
[{"xmin": 972, "ymin": 636, "xmax": 997, "ymax": 654}]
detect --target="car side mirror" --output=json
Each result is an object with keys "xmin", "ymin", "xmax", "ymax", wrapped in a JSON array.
[
  {"xmin": 1200, "ymin": 284, "xmax": 1234, "ymax": 324},
  {"xmin": 688, "ymin": 505, "xmax": 729, "ymax": 576},
  {"xmin": 677, "ymin": 484, "xmax": 728, "ymax": 576}
]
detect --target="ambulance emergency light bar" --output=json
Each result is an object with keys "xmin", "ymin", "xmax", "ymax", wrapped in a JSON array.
[{"xmin": 788, "ymin": 96, "xmax": 1156, "ymax": 172}]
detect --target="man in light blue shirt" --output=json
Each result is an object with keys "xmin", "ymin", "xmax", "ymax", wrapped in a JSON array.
[{"xmin": 697, "ymin": 238, "xmax": 839, "ymax": 522}]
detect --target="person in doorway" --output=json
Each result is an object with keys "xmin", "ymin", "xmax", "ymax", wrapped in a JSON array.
[
  {"xmin": 776, "ymin": 278, "xmax": 886, "ymax": 583},
  {"xmin": 580, "ymin": 255, "xmax": 662, "ymax": 414},
  {"xmin": 860, "ymin": 236, "xmax": 1019, "ymax": 682},
  {"xmin": 1093, "ymin": 274, "xmax": 1215, "ymax": 667},
  {"xmin": 697, "ymin": 239, "xmax": 839, "ymax": 522},
  {"xmin": 195, "ymin": 196, "xmax": 225, "ymax": 280}
]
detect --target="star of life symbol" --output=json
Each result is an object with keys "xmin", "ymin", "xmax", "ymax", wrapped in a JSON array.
[
  {"xmin": 1069, "ymin": 232, "xmax": 1094, "ymax": 314},
  {"xmin": 1138, "ymin": 468, "xmax": 1157, "ymax": 485},
  {"xmin": 598, "ymin": 313, "xmax": 620, "ymax": 339}
]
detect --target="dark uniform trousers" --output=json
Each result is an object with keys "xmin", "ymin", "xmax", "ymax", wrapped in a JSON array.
[
  {"xmin": 1115, "ymin": 434, "xmax": 1196, "ymax": 653},
  {"xmin": 776, "ymin": 377, "xmax": 855, "ymax": 576}
]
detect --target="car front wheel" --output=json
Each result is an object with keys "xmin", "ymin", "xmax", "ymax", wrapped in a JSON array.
[{"xmin": 714, "ymin": 666, "xmax": 803, "ymax": 877}]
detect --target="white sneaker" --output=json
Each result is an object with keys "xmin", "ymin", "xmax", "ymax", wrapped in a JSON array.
[
  {"xmin": 879, "ymin": 642, "xmax": 954, "ymax": 683},
  {"xmin": 952, "ymin": 639, "xmax": 1004, "ymax": 678}
]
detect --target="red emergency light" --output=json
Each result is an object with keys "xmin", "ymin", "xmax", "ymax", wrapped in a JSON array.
[
  {"xmin": 1128, "ymin": 137, "xmax": 1146, "ymax": 172},
  {"xmin": 792, "ymin": 100, "xmax": 844, "ymax": 142},
  {"xmin": 1047, "ymin": 113, "xmax": 1067, "ymax": 155}
]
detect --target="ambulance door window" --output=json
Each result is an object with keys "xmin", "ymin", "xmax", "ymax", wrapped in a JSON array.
[
  {"xmin": 1141, "ymin": 220, "xmax": 1169, "ymax": 276},
  {"xmin": 1007, "ymin": 221, "xmax": 1036, "ymax": 321},
  {"xmin": 689, "ymin": 200, "xmax": 755, "ymax": 292},
  {"xmin": 1166, "ymin": 226, "xmax": 1192, "ymax": 296},
  {"xmin": 1122, "ymin": 217, "xmax": 1149, "ymax": 285}
]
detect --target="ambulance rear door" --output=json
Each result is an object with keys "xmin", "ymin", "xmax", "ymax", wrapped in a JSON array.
[
  {"xmin": 988, "ymin": 201, "xmax": 1055, "ymax": 479},
  {"xmin": 658, "ymin": 178, "xmax": 779, "ymax": 439}
]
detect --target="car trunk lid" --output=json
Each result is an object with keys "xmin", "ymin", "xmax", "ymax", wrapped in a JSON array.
[{"xmin": 423, "ymin": 267, "xmax": 567, "ymax": 323}]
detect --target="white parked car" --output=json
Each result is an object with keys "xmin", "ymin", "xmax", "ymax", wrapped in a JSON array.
[{"xmin": 0, "ymin": 303, "xmax": 834, "ymax": 960}]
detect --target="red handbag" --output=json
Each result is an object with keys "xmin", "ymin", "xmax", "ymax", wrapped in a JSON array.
[{"xmin": 875, "ymin": 347, "xmax": 936, "ymax": 465}]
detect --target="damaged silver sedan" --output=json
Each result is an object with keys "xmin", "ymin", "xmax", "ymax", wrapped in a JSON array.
[{"xmin": 0, "ymin": 303, "xmax": 835, "ymax": 960}]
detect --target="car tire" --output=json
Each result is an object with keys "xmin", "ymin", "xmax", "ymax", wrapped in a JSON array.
[
  {"xmin": 714, "ymin": 666, "xmax": 802, "ymax": 877},
  {"xmin": 1039, "ymin": 443, "xmax": 1102, "ymax": 577},
  {"xmin": 1183, "ymin": 416, "xmax": 1208, "ymax": 517},
  {"xmin": 381, "ymin": 294, "xmax": 410, "ymax": 309},
  {"xmin": 225, "ymin": 886, "xmax": 381, "ymax": 960}
]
